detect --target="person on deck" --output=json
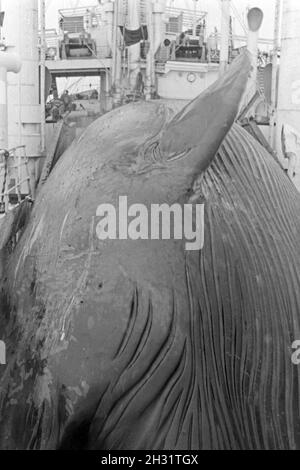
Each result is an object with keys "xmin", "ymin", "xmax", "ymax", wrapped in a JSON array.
[{"xmin": 60, "ymin": 90, "xmax": 72, "ymax": 113}]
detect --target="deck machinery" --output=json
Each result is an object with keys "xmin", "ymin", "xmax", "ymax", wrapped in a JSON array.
[{"xmin": 58, "ymin": 9, "xmax": 97, "ymax": 59}]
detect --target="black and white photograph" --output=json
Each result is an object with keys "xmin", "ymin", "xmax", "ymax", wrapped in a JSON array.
[{"xmin": 0, "ymin": 0, "xmax": 299, "ymax": 455}]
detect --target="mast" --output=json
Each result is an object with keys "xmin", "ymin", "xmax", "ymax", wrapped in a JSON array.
[
  {"xmin": 219, "ymin": 0, "xmax": 231, "ymax": 76},
  {"xmin": 40, "ymin": 0, "xmax": 46, "ymax": 155},
  {"xmin": 276, "ymin": 0, "xmax": 300, "ymax": 161},
  {"xmin": 192, "ymin": 0, "xmax": 198, "ymax": 36},
  {"xmin": 128, "ymin": 0, "xmax": 141, "ymax": 92},
  {"xmin": 112, "ymin": 0, "xmax": 121, "ymax": 106},
  {"xmin": 269, "ymin": 0, "xmax": 281, "ymax": 147},
  {"xmin": 145, "ymin": 0, "xmax": 153, "ymax": 101},
  {"xmin": 0, "ymin": 0, "xmax": 2, "ymax": 43}
]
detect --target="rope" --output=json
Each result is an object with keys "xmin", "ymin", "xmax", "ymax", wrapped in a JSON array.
[
  {"xmin": 0, "ymin": 149, "xmax": 9, "ymax": 213},
  {"xmin": 217, "ymin": 0, "xmax": 248, "ymax": 35}
]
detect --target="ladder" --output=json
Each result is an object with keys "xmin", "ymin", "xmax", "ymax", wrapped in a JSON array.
[
  {"xmin": 257, "ymin": 67, "xmax": 266, "ymax": 96},
  {"xmin": 121, "ymin": 0, "xmax": 147, "ymax": 25},
  {"xmin": 0, "ymin": 146, "xmax": 32, "ymax": 215}
]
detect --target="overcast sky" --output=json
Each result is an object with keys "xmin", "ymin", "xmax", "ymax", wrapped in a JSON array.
[{"xmin": 45, "ymin": 0, "xmax": 276, "ymax": 39}]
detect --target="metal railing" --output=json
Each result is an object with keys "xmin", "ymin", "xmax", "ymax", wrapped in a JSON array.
[
  {"xmin": 0, "ymin": 146, "xmax": 32, "ymax": 215},
  {"xmin": 165, "ymin": 6, "xmax": 207, "ymax": 34},
  {"xmin": 57, "ymin": 3, "xmax": 208, "ymax": 32},
  {"xmin": 58, "ymin": 5, "xmax": 102, "ymax": 18},
  {"xmin": 58, "ymin": 5, "xmax": 103, "ymax": 30}
]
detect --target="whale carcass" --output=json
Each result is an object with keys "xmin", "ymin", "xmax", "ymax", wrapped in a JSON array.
[{"xmin": 0, "ymin": 52, "xmax": 300, "ymax": 450}]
